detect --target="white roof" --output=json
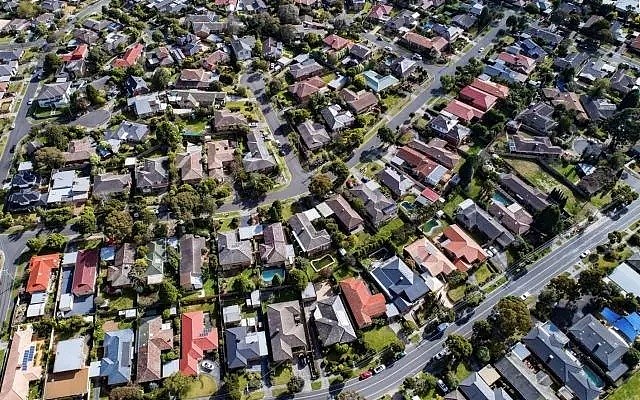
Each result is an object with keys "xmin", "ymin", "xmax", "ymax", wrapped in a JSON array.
[
  {"xmin": 27, "ymin": 303, "xmax": 46, "ymax": 317},
  {"xmin": 609, "ymin": 262, "xmax": 640, "ymax": 297},
  {"xmin": 63, "ymin": 252, "xmax": 78, "ymax": 266},
  {"xmin": 17, "ymin": 161, "xmax": 33, "ymax": 171},
  {"xmin": 315, "ymin": 202, "xmax": 334, "ymax": 218},
  {"xmin": 303, "ymin": 208, "xmax": 321, "ymax": 221}
]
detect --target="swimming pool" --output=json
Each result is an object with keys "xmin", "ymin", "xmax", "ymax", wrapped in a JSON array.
[
  {"xmin": 492, "ymin": 191, "xmax": 513, "ymax": 206},
  {"xmin": 421, "ymin": 218, "xmax": 443, "ymax": 235},
  {"xmin": 583, "ymin": 365, "xmax": 605, "ymax": 388},
  {"xmin": 261, "ymin": 268, "xmax": 285, "ymax": 284}
]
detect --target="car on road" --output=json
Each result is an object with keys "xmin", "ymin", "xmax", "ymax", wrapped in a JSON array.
[
  {"xmin": 373, "ymin": 364, "xmax": 386, "ymax": 374},
  {"xmin": 484, "ymin": 248, "xmax": 494, "ymax": 257},
  {"xmin": 478, "ymin": 47, "xmax": 485, "ymax": 53},
  {"xmin": 580, "ymin": 249, "xmax": 591, "ymax": 259},
  {"xmin": 359, "ymin": 370, "xmax": 372, "ymax": 380},
  {"xmin": 520, "ymin": 291, "xmax": 531, "ymax": 301},
  {"xmin": 437, "ymin": 322, "xmax": 450, "ymax": 333},
  {"xmin": 9, "ymin": 145, "xmax": 15, "ymax": 153},
  {"xmin": 384, "ymin": 45, "xmax": 393, "ymax": 52},
  {"xmin": 27, "ymin": 99, "xmax": 33, "ymax": 105},
  {"xmin": 433, "ymin": 346, "xmax": 450, "ymax": 360}
]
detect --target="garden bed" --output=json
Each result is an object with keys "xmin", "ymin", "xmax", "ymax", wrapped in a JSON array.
[{"xmin": 311, "ymin": 254, "xmax": 337, "ymax": 272}]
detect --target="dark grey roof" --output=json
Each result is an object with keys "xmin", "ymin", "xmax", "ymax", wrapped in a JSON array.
[
  {"xmin": 500, "ymin": 173, "xmax": 550, "ymax": 212},
  {"xmin": 93, "ymin": 173, "xmax": 132, "ymax": 197},
  {"xmin": 288, "ymin": 212, "xmax": 331, "ymax": 254},
  {"xmin": 370, "ymin": 256, "xmax": 429, "ymax": 313},
  {"xmin": 179, "ymin": 234, "xmax": 206, "ymax": 289},
  {"xmin": 266, "ymin": 301, "xmax": 307, "ymax": 362},
  {"xmin": 11, "ymin": 170, "xmax": 39, "ymax": 189},
  {"xmin": 580, "ymin": 96, "xmax": 617, "ymax": 121},
  {"xmin": 243, "ymin": 132, "xmax": 276, "ymax": 172},
  {"xmin": 517, "ymin": 102, "xmax": 557, "ymax": 135},
  {"xmin": 456, "ymin": 199, "xmax": 515, "ymax": 248},
  {"xmin": 377, "ymin": 167, "xmax": 413, "ymax": 197},
  {"xmin": 225, "ymin": 326, "xmax": 268, "ymax": 369},
  {"xmin": 350, "ymin": 181, "xmax": 397, "ymax": 226},
  {"xmin": 554, "ymin": 52, "xmax": 588, "ymax": 71},
  {"xmin": 297, "ymin": 120, "xmax": 331, "ymax": 150},
  {"xmin": 459, "ymin": 372, "xmax": 514, "ymax": 400},
  {"xmin": 313, "ymin": 295, "xmax": 357, "ymax": 347},
  {"xmin": 495, "ymin": 351, "xmax": 560, "ymax": 400},
  {"xmin": 218, "ymin": 231, "xmax": 253, "ymax": 267}
]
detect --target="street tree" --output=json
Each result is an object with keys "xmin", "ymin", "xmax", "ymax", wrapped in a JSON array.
[
  {"xmin": 492, "ymin": 296, "xmax": 531, "ymax": 338},
  {"xmin": 377, "ymin": 126, "xmax": 396, "ymax": 145},
  {"xmin": 75, "ymin": 207, "xmax": 97, "ymax": 234},
  {"xmin": 164, "ymin": 373, "xmax": 194, "ymax": 396},
  {"xmin": 445, "ymin": 334, "xmax": 473, "ymax": 363},
  {"xmin": 152, "ymin": 67, "xmax": 172, "ymax": 90},
  {"xmin": 309, "ymin": 173, "xmax": 333, "ymax": 198}
]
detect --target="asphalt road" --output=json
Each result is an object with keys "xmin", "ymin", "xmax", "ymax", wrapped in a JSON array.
[{"xmin": 0, "ymin": 230, "xmax": 39, "ymax": 325}]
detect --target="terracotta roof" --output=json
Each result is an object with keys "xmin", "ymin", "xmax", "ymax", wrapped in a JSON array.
[
  {"xmin": 443, "ymin": 100, "xmax": 484, "ymax": 122},
  {"xmin": 369, "ymin": 4, "xmax": 393, "ymax": 19},
  {"xmin": 44, "ymin": 368, "xmax": 89, "ymax": 400},
  {"xmin": 459, "ymin": 85, "xmax": 498, "ymax": 111},
  {"xmin": 470, "ymin": 78, "xmax": 509, "ymax": 99},
  {"xmin": 419, "ymin": 187, "xmax": 440, "ymax": 203},
  {"xmin": 405, "ymin": 238, "xmax": 456, "ymax": 276},
  {"xmin": 113, "ymin": 43, "xmax": 144, "ymax": 69},
  {"xmin": 340, "ymin": 277, "xmax": 386, "ymax": 329},
  {"xmin": 72, "ymin": 249, "xmax": 97, "ymax": 296},
  {"xmin": 289, "ymin": 76, "xmax": 325, "ymax": 101},
  {"xmin": 497, "ymin": 52, "xmax": 535, "ymax": 73},
  {"xmin": 61, "ymin": 44, "xmax": 88, "ymax": 62},
  {"xmin": 26, "ymin": 254, "xmax": 60, "ymax": 294},
  {"xmin": 323, "ymin": 34, "xmax": 352, "ymax": 51},
  {"xmin": 137, "ymin": 316, "xmax": 173, "ymax": 383},
  {"xmin": 441, "ymin": 224, "xmax": 486, "ymax": 271},
  {"xmin": 180, "ymin": 311, "xmax": 218, "ymax": 376}
]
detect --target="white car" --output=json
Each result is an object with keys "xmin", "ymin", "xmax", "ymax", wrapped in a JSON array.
[
  {"xmin": 520, "ymin": 291, "xmax": 531, "ymax": 301},
  {"xmin": 580, "ymin": 250, "xmax": 591, "ymax": 259},
  {"xmin": 27, "ymin": 99, "xmax": 33, "ymax": 105},
  {"xmin": 412, "ymin": 53, "xmax": 422, "ymax": 60},
  {"xmin": 201, "ymin": 360, "xmax": 214, "ymax": 371},
  {"xmin": 373, "ymin": 364, "xmax": 386, "ymax": 374},
  {"xmin": 384, "ymin": 45, "xmax": 393, "ymax": 52},
  {"xmin": 489, "ymin": 246, "xmax": 498, "ymax": 255},
  {"xmin": 485, "ymin": 248, "xmax": 494, "ymax": 257},
  {"xmin": 478, "ymin": 47, "xmax": 485, "ymax": 53}
]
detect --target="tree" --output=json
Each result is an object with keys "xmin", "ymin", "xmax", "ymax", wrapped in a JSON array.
[
  {"xmin": 445, "ymin": 334, "xmax": 473, "ymax": 362},
  {"xmin": 155, "ymin": 120, "xmax": 182, "ymax": 150},
  {"xmin": 476, "ymin": 346, "xmax": 491, "ymax": 365},
  {"xmin": 164, "ymin": 373, "xmax": 194, "ymax": 396},
  {"xmin": 159, "ymin": 281, "xmax": 180, "ymax": 305},
  {"xmin": 309, "ymin": 173, "xmax": 333, "ymax": 198},
  {"xmin": 549, "ymin": 275, "xmax": 580, "ymax": 302},
  {"xmin": 246, "ymin": 173, "xmax": 274, "ymax": 196},
  {"xmin": 492, "ymin": 297, "xmax": 531, "ymax": 338},
  {"xmin": 233, "ymin": 274, "xmax": 255, "ymax": 293},
  {"xmin": 17, "ymin": 0, "xmax": 39, "ymax": 18},
  {"xmin": 608, "ymin": 108, "xmax": 640, "ymax": 149},
  {"xmin": 26, "ymin": 236, "xmax": 46, "ymax": 253},
  {"xmin": 43, "ymin": 52, "xmax": 62, "ymax": 76},
  {"xmin": 278, "ymin": 4, "xmax": 300, "ymax": 24},
  {"xmin": 103, "ymin": 210, "xmax": 133, "ymax": 243},
  {"xmin": 440, "ymin": 75, "xmax": 456, "ymax": 93},
  {"xmin": 447, "ymin": 270, "xmax": 468, "ymax": 288},
  {"xmin": 34, "ymin": 147, "xmax": 65, "ymax": 173},
  {"xmin": 152, "ymin": 67, "xmax": 172, "ymax": 90},
  {"xmin": 377, "ymin": 126, "xmax": 396, "ymax": 145},
  {"xmin": 535, "ymin": 287, "xmax": 560, "ymax": 320},
  {"xmin": 86, "ymin": 84, "xmax": 105, "ymax": 106},
  {"xmin": 578, "ymin": 268, "xmax": 607, "ymax": 296},
  {"xmin": 619, "ymin": 89, "xmax": 640, "ymax": 110},
  {"xmin": 337, "ymin": 391, "xmax": 366, "ymax": 400},
  {"xmin": 624, "ymin": 348, "xmax": 640, "ymax": 367},
  {"xmin": 288, "ymin": 268, "xmax": 308, "ymax": 291},
  {"xmin": 287, "ymin": 375, "xmax": 305, "ymax": 393},
  {"xmin": 458, "ymin": 155, "xmax": 478, "ymax": 188},
  {"xmin": 534, "ymin": 205, "xmax": 562, "ymax": 235},
  {"xmin": 75, "ymin": 207, "xmax": 97, "ymax": 234},
  {"xmin": 109, "ymin": 386, "xmax": 143, "ymax": 400},
  {"xmin": 505, "ymin": 15, "xmax": 518, "ymax": 31},
  {"xmin": 611, "ymin": 184, "xmax": 639, "ymax": 206},
  {"xmin": 45, "ymin": 233, "xmax": 68, "ymax": 251}
]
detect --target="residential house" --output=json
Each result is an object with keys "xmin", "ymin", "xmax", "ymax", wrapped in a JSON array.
[
  {"xmin": 218, "ymin": 231, "xmax": 253, "ymax": 270},
  {"xmin": 370, "ymin": 256, "xmax": 430, "ymax": 313},
  {"xmin": 443, "ymin": 100, "xmax": 484, "ymax": 123},
  {"xmin": 500, "ymin": 173, "xmax": 550, "ymax": 212},
  {"xmin": 136, "ymin": 316, "xmax": 173, "ymax": 383},
  {"xmin": 452, "ymin": 13, "xmax": 477, "ymax": 29},
  {"xmin": 100, "ymin": 329, "xmax": 134, "ymax": 385},
  {"xmin": 457, "ymin": 372, "xmax": 513, "ymax": 400},
  {"xmin": 203, "ymin": 50, "xmax": 230, "ymax": 70},
  {"xmin": 405, "ymin": 238, "xmax": 457, "ymax": 277},
  {"xmin": 297, "ymin": 121, "xmax": 331, "ymax": 151},
  {"xmin": 554, "ymin": 51, "xmax": 588, "ymax": 72},
  {"xmin": 523, "ymin": 322, "xmax": 602, "ymax": 400},
  {"xmin": 542, "ymin": 88, "xmax": 588, "ymax": 121},
  {"xmin": 432, "ymin": 23, "xmax": 463, "ymax": 42},
  {"xmin": 523, "ymin": 26, "xmax": 562, "ymax": 48},
  {"xmin": 8, "ymin": 189, "xmax": 43, "ymax": 211},
  {"xmin": 136, "ymin": 157, "xmax": 169, "ymax": 193},
  {"xmin": 325, "ymin": 194, "xmax": 364, "ymax": 233},
  {"xmin": 36, "ymin": 82, "xmax": 71, "ymax": 109},
  {"xmin": 395, "ymin": 146, "xmax": 448, "ymax": 186},
  {"xmin": 323, "ymin": 34, "xmax": 352, "ymax": 52},
  {"xmin": 440, "ymin": 224, "xmax": 487, "ymax": 272},
  {"xmin": 430, "ymin": 113, "xmax": 471, "ymax": 146},
  {"xmin": 263, "ymin": 37, "xmax": 283, "ymax": 60},
  {"xmin": 313, "ymin": 295, "xmax": 357, "ymax": 347},
  {"xmin": 508, "ymin": 135, "xmax": 563, "ymax": 158},
  {"xmin": 401, "ymin": 32, "xmax": 447, "ymax": 56},
  {"xmin": 243, "ymin": 132, "xmax": 276, "ymax": 172},
  {"xmin": 146, "ymin": 46, "xmax": 175, "ymax": 68},
  {"xmin": 127, "ymin": 93, "xmax": 167, "ymax": 117},
  {"xmin": 107, "ymin": 243, "xmax": 135, "ymax": 288},
  {"xmin": 363, "ymin": 70, "xmax": 400, "ymax": 93},
  {"xmin": 484, "ymin": 60, "xmax": 527, "ymax": 84},
  {"xmin": 611, "ymin": 69, "xmax": 637, "ymax": 95},
  {"xmin": 0, "ymin": 326, "xmax": 43, "ymax": 400},
  {"xmin": 389, "ymin": 57, "xmax": 417, "ymax": 79},
  {"xmin": 459, "ymin": 85, "xmax": 498, "ymax": 112},
  {"xmin": 72, "ymin": 249, "xmax": 97, "ymax": 296},
  {"xmin": 11, "ymin": 170, "xmax": 39, "ymax": 190},
  {"xmin": 456, "ymin": 199, "xmax": 516, "ymax": 248},
  {"xmin": 180, "ymin": 311, "xmax": 219, "ymax": 376},
  {"xmin": 339, "ymin": 277, "xmax": 386, "ymax": 329},
  {"xmin": 266, "ymin": 301, "xmax": 308, "ymax": 362},
  {"xmin": 350, "ymin": 181, "xmax": 397, "ymax": 227},
  {"xmin": 497, "ymin": 52, "xmax": 536, "ymax": 74},
  {"xmin": 124, "ymin": 76, "xmax": 149, "ymax": 97},
  {"xmin": 176, "ymin": 144, "xmax": 204, "ymax": 184},
  {"xmin": 225, "ymin": 326, "xmax": 268, "ymax": 369},
  {"xmin": 488, "ymin": 200, "xmax": 534, "ymax": 235},
  {"xmin": 63, "ymin": 138, "xmax": 96, "ymax": 165},
  {"xmin": 176, "ymin": 68, "xmax": 214, "ymax": 89},
  {"xmin": 568, "ymin": 314, "xmax": 629, "ymax": 382},
  {"xmin": 0, "ymin": 49, "xmax": 23, "ymax": 62},
  {"xmin": 92, "ymin": 173, "xmax": 132, "ymax": 199},
  {"xmin": 113, "ymin": 43, "xmax": 144, "ymax": 68},
  {"xmin": 349, "ymin": 43, "xmax": 373, "ymax": 62},
  {"xmin": 517, "ymin": 102, "xmax": 557, "ymax": 136},
  {"xmin": 377, "ymin": 167, "xmax": 414, "ymax": 197},
  {"xmin": 470, "ymin": 78, "xmax": 510, "ymax": 99},
  {"xmin": 340, "ymin": 88, "xmax": 378, "ymax": 114},
  {"xmin": 206, "ymin": 140, "xmax": 235, "ymax": 180},
  {"xmin": 494, "ymin": 344, "xmax": 561, "ymax": 400},
  {"xmin": 73, "ymin": 28, "xmax": 99, "ymax": 45},
  {"xmin": 213, "ymin": 109, "xmax": 248, "ymax": 132},
  {"xmin": 179, "ymin": 234, "xmax": 206, "ymax": 291},
  {"xmin": 26, "ymin": 254, "xmax": 60, "ymax": 294},
  {"xmin": 288, "ymin": 212, "xmax": 332, "ymax": 256},
  {"xmin": 408, "ymin": 138, "xmax": 460, "ymax": 169},
  {"xmin": 289, "ymin": 76, "xmax": 326, "ymax": 102},
  {"xmin": 145, "ymin": 240, "xmax": 165, "ymax": 285},
  {"xmin": 368, "ymin": 4, "xmax": 393, "ymax": 22},
  {"xmin": 579, "ymin": 59, "xmax": 615, "ymax": 82},
  {"xmin": 320, "ymin": 104, "xmax": 354, "ymax": 132},
  {"xmin": 230, "ymin": 37, "xmax": 253, "ymax": 60},
  {"xmin": 386, "ymin": 10, "xmax": 419, "ymax": 31},
  {"xmin": 580, "ymin": 96, "xmax": 617, "ymax": 121},
  {"xmin": 260, "ymin": 223, "xmax": 294, "ymax": 268},
  {"xmin": 47, "ymin": 170, "xmax": 90, "ymax": 204},
  {"xmin": 107, "ymin": 121, "xmax": 150, "ymax": 144},
  {"xmin": 0, "ymin": 60, "xmax": 18, "ymax": 82},
  {"xmin": 45, "ymin": 337, "xmax": 89, "ymax": 400},
  {"xmin": 289, "ymin": 59, "xmax": 323, "ymax": 81}
]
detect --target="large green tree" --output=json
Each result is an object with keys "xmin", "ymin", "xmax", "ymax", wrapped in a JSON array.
[{"xmin": 309, "ymin": 173, "xmax": 333, "ymax": 198}]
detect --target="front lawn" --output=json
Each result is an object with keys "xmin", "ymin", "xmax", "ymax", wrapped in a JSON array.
[
  {"xmin": 447, "ymin": 285, "xmax": 466, "ymax": 303},
  {"xmin": 609, "ymin": 371, "xmax": 640, "ymax": 400},
  {"xmin": 362, "ymin": 326, "xmax": 400, "ymax": 352},
  {"xmin": 455, "ymin": 362, "xmax": 471, "ymax": 382},
  {"xmin": 184, "ymin": 374, "xmax": 218, "ymax": 398},
  {"xmin": 473, "ymin": 264, "xmax": 492, "ymax": 285},
  {"xmin": 271, "ymin": 364, "xmax": 293, "ymax": 386}
]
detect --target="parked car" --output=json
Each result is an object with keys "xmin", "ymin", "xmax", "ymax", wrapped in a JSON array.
[
  {"xmin": 580, "ymin": 249, "xmax": 591, "ymax": 259},
  {"xmin": 394, "ymin": 351, "xmax": 406, "ymax": 360},
  {"xmin": 384, "ymin": 45, "xmax": 393, "ymax": 52},
  {"xmin": 437, "ymin": 322, "xmax": 450, "ymax": 333},
  {"xmin": 359, "ymin": 370, "xmax": 372, "ymax": 380},
  {"xmin": 412, "ymin": 53, "xmax": 422, "ymax": 60},
  {"xmin": 436, "ymin": 379, "xmax": 449, "ymax": 394},
  {"xmin": 520, "ymin": 291, "xmax": 531, "ymax": 301},
  {"xmin": 373, "ymin": 364, "xmax": 386, "ymax": 374},
  {"xmin": 201, "ymin": 360, "xmax": 214, "ymax": 371}
]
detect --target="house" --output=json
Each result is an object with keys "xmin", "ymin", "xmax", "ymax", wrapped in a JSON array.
[
  {"xmin": 213, "ymin": 109, "xmax": 248, "ymax": 132},
  {"xmin": 417, "ymin": 187, "xmax": 440, "ymax": 206},
  {"xmin": 225, "ymin": 326, "xmax": 268, "ymax": 369},
  {"xmin": 350, "ymin": 181, "xmax": 397, "ymax": 226},
  {"xmin": 243, "ymin": 132, "xmax": 276, "ymax": 172},
  {"xmin": 266, "ymin": 301, "xmax": 308, "ymax": 362},
  {"xmin": 340, "ymin": 88, "xmax": 378, "ymax": 114},
  {"xmin": 297, "ymin": 121, "xmax": 331, "ymax": 151},
  {"xmin": 494, "ymin": 344, "xmax": 561, "ymax": 400},
  {"xmin": 321, "ymin": 104, "xmax": 354, "ymax": 132},
  {"xmin": 63, "ymin": 138, "xmax": 96, "ymax": 165},
  {"xmin": 523, "ymin": 26, "xmax": 562, "ymax": 48},
  {"xmin": 542, "ymin": 88, "xmax": 588, "ymax": 121},
  {"xmin": 203, "ymin": 50, "xmax": 230, "ymax": 70},
  {"xmin": 11, "ymin": 170, "xmax": 39, "ymax": 190},
  {"xmin": 179, "ymin": 234, "xmax": 206, "ymax": 290},
  {"xmin": 325, "ymin": 195, "xmax": 364, "ymax": 233},
  {"xmin": 180, "ymin": 311, "xmax": 219, "ymax": 376},
  {"xmin": 554, "ymin": 51, "xmax": 588, "ymax": 72},
  {"xmin": 107, "ymin": 121, "xmax": 150, "ymax": 143},
  {"xmin": 7, "ymin": 189, "xmax": 43, "ymax": 211},
  {"xmin": 497, "ymin": 52, "xmax": 536, "ymax": 74},
  {"xmin": 313, "ymin": 295, "xmax": 357, "ymax": 347},
  {"xmin": 176, "ymin": 144, "xmax": 204, "ymax": 184},
  {"xmin": 113, "ymin": 43, "xmax": 144, "ymax": 68},
  {"xmin": 368, "ymin": 4, "xmax": 393, "ymax": 21},
  {"xmin": 339, "ymin": 277, "xmax": 386, "ymax": 329},
  {"xmin": 456, "ymin": 199, "xmax": 515, "ymax": 248},
  {"xmin": 176, "ymin": 68, "xmax": 214, "ymax": 89},
  {"xmin": 408, "ymin": 138, "xmax": 460, "ymax": 169},
  {"xmin": 500, "ymin": 173, "xmax": 550, "ymax": 212},
  {"xmin": 395, "ymin": 146, "xmax": 448, "ymax": 186},
  {"xmin": 47, "ymin": 170, "xmax": 90, "ymax": 204},
  {"xmin": 92, "ymin": 173, "xmax": 132, "ymax": 199},
  {"xmin": 405, "ymin": 238, "xmax": 457, "ymax": 277},
  {"xmin": 100, "ymin": 329, "xmax": 134, "ymax": 385},
  {"xmin": 260, "ymin": 223, "xmax": 294, "ymax": 267},
  {"xmin": 432, "ymin": 23, "xmax": 463, "ymax": 42},
  {"xmin": 349, "ymin": 43, "xmax": 373, "ymax": 61},
  {"xmin": 370, "ymin": 256, "xmax": 430, "ymax": 313},
  {"xmin": 440, "ymin": 224, "xmax": 487, "ymax": 272},
  {"xmin": 136, "ymin": 316, "xmax": 173, "ymax": 383},
  {"xmin": 127, "ymin": 93, "xmax": 167, "ymax": 117},
  {"xmin": 377, "ymin": 167, "xmax": 414, "ymax": 197},
  {"xmin": 457, "ymin": 372, "xmax": 513, "ymax": 400},
  {"xmin": 608, "ymin": 262, "xmax": 640, "ymax": 298},
  {"xmin": 124, "ymin": 76, "xmax": 149, "ymax": 97},
  {"xmin": 218, "ymin": 231, "xmax": 253, "ymax": 270},
  {"xmin": 324, "ymin": 34, "xmax": 352, "ymax": 52},
  {"xmin": 26, "ymin": 254, "xmax": 60, "ymax": 294},
  {"xmin": 36, "ymin": 82, "xmax": 71, "ymax": 108},
  {"xmin": 386, "ymin": 10, "xmax": 419, "ymax": 31},
  {"xmin": 72, "ymin": 249, "xmax": 97, "ymax": 296},
  {"xmin": 145, "ymin": 240, "xmax": 165, "ymax": 285},
  {"xmin": 483, "ymin": 61, "xmax": 527, "ymax": 84},
  {"xmin": 508, "ymin": 135, "xmax": 563, "ymax": 158},
  {"xmin": 430, "ymin": 113, "xmax": 471, "ymax": 146},
  {"xmin": 289, "ymin": 76, "xmax": 326, "ymax": 102},
  {"xmin": 401, "ymin": 32, "xmax": 447, "ymax": 56},
  {"xmin": 459, "ymin": 85, "xmax": 498, "ymax": 112},
  {"xmin": 363, "ymin": 70, "xmax": 400, "ymax": 93},
  {"xmin": 146, "ymin": 46, "xmax": 175, "ymax": 68},
  {"xmin": 45, "ymin": 338, "xmax": 89, "ymax": 400},
  {"xmin": 73, "ymin": 28, "xmax": 99, "ymax": 45},
  {"xmin": 289, "ymin": 59, "xmax": 324, "ymax": 81},
  {"xmin": 610, "ymin": 69, "xmax": 637, "ymax": 95},
  {"xmin": 568, "ymin": 314, "xmax": 629, "ymax": 382},
  {"xmin": 263, "ymin": 37, "xmax": 283, "ymax": 60},
  {"xmin": 579, "ymin": 59, "xmax": 615, "ymax": 82},
  {"xmin": 580, "ymin": 96, "xmax": 617, "ymax": 121},
  {"xmin": 288, "ymin": 212, "xmax": 332, "ymax": 256},
  {"xmin": 389, "ymin": 57, "xmax": 417, "ymax": 79},
  {"xmin": 107, "ymin": 243, "xmax": 135, "ymax": 288},
  {"xmin": 523, "ymin": 322, "xmax": 602, "ymax": 400},
  {"xmin": 0, "ymin": 49, "xmax": 23, "ymax": 62},
  {"xmin": 443, "ymin": 100, "xmax": 484, "ymax": 123},
  {"xmin": 206, "ymin": 140, "xmax": 235, "ymax": 180},
  {"xmin": 488, "ymin": 200, "xmax": 533, "ymax": 235},
  {"xmin": 452, "ymin": 13, "xmax": 477, "ymax": 29},
  {"xmin": 230, "ymin": 37, "xmax": 253, "ymax": 60},
  {"xmin": 136, "ymin": 157, "xmax": 169, "ymax": 193},
  {"xmin": 0, "ymin": 326, "xmax": 43, "ymax": 400},
  {"xmin": 517, "ymin": 102, "xmax": 557, "ymax": 136},
  {"xmin": 470, "ymin": 78, "xmax": 509, "ymax": 99}
]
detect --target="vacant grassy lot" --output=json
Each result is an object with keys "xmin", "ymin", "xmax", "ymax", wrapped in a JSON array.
[{"xmin": 362, "ymin": 326, "xmax": 400, "ymax": 352}]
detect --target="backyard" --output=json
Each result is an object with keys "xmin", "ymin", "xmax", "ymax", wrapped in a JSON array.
[
  {"xmin": 609, "ymin": 371, "xmax": 640, "ymax": 400},
  {"xmin": 311, "ymin": 254, "xmax": 336, "ymax": 271}
]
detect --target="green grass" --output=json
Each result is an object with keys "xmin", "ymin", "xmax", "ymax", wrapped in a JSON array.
[
  {"xmin": 226, "ymin": 100, "xmax": 261, "ymax": 122},
  {"xmin": 362, "ymin": 326, "xmax": 400, "ymax": 352},
  {"xmin": 473, "ymin": 264, "xmax": 492, "ymax": 285},
  {"xmin": 271, "ymin": 364, "xmax": 293, "ymax": 386},
  {"xmin": 455, "ymin": 362, "xmax": 471, "ymax": 382},
  {"xmin": 447, "ymin": 285, "xmax": 466, "ymax": 303},
  {"xmin": 483, "ymin": 275, "xmax": 507, "ymax": 293},
  {"xmin": 271, "ymin": 387, "xmax": 289, "ymax": 397},
  {"xmin": 443, "ymin": 193, "xmax": 466, "ymax": 217},
  {"xmin": 311, "ymin": 380, "xmax": 322, "ymax": 390},
  {"xmin": 182, "ymin": 279, "xmax": 216, "ymax": 300},
  {"xmin": 184, "ymin": 119, "xmax": 208, "ymax": 135},
  {"xmin": 185, "ymin": 374, "xmax": 218, "ymax": 398},
  {"xmin": 246, "ymin": 392, "xmax": 264, "ymax": 400},
  {"xmin": 609, "ymin": 370, "xmax": 640, "ymax": 400},
  {"xmin": 106, "ymin": 290, "xmax": 135, "ymax": 311},
  {"xmin": 333, "ymin": 265, "xmax": 356, "ymax": 281},
  {"xmin": 311, "ymin": 254, "xmax": 336, "ymax": 271}
]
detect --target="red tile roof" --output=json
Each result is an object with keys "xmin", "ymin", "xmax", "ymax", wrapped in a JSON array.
[
  {"xmin": 61, "ymin": 44, "xmax": 89, "ymax": 62},
  {"xmin": 497, "ymin": 52, "xmax": 535, "ymax": 73},
  {"xmin": 26, "ymin": 254, "xmax": 60, "ymax": 294},
  {"xmin": 396, "ymin": 147, "xmax": 443, "ymax": 179},
  {"xmin": 459, "ymin": 85, "xmax": 498, "ymax": 111},
  {"xmin": 323, "ymin": 34, "xmax": 352, "ymax": 51},
  {"xmin": 113, "ymin": 43, "xmax": 144, "ymax": 69},
  {"xmin": 340, "ymin": 277, "xmax": 386, "ymax": 329},
  {"xmin": 289, "ymin": 76, "xmax": 325, "ymax": 101},
  {"xmin": 369, "ymin": 4, "xmax": 393, "ymax": 20},
  {"xmin": 441, "ymin": 224, "xmax": 487, "ymax": 271},
  {"xmin": 470, "ymin": 78, "xmax": 509, "ymax": 99},
  {"xmin": 405, "ymin": 238, "xmax": 457, "ymax": 276},
  {"xmin": 72, "ymin": 249, "xmax": 97, "ymax": 296},
  {"xmin": 419, "ymin": 187, "xmax": 440, "ymax": 203},
  {"xmin": 180, "ymin": 311, "xmax": 218, "ymax": 376},
  {"xmin": 443, "ymin": 100, "xmax": 484, "ymax": 122}
]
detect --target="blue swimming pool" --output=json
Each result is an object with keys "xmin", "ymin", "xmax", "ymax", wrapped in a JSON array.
[
  {"xmin": 262, "ymin": 268, "xmax": 285, "ymax": 284},
  {"xmin": 492, "ymin": 191, "xmax": 513, "ymax": 206},
  {"xmin": 583, "ymin": 365, "xmax": 605, "ymax": 389}
]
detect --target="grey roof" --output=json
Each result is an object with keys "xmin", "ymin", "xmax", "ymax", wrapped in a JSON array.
[
  {"xmin": 350, "ymin": 181, "xmax": 397, "ymax": 226},
  {"xmin": 370, "ymin": 256, "xmax": 429, "ymax": 313},
  {"xmin": 93, "ymin": 173, "xmax": 132, "ymax": 197},
  {"xmin": 225, "ymin": 326, "xmax": 268, "ymax": 369},
  {"xmin": 218, "ymin": 231, "xmax": 253, "ymax": 268},
  {"xmin": 325, "ymin": 194, "xmax": 363, "ymax": 231},
  {"xmin": 459, "ymin": 372, "xmax": 514, "ymax": 400},
  {"xmin": 517, "ymin": 102, "xmax": 557, "ymax": 135},
  {"xmin": 580, "ymin": 96, "xmax": 617, "ymax": 121},
  {"xmin": 349, "ymin": 43, "xmax": 372, "ymax": 59},
  {"xmin": 53, "ymin": 337, "xmax": 86, "ymax": 373},
  {"xmin": 611, "ymin": 69, "xmax": 637, "ymax": 94},
  {"xmin": 495, "ymin": 350, "xmax": 560, "ymax": 400},
  {"xmin": 266, "ymin": 301, "xmax": 307, "ymax": 362},
  {"xmin": 107, "ymin": 243, "xmax": 135, "ymax": 288},
  {"xmin": 243, "ymin": 132, "xmax": 276, "ymax": 172},
  {"xmin": 289, "ymin": 59, "xmax": 323, "ymax": 80},
  {"xmin": 136, "ymin": 157, "xmax": 169, "ymax": 191},
  {"xmin": 320, "ymin": 104, "xmax": 354, "ymax": 132},
  {"xmin": 179, "ymin": 234, "xmax": 206, "ymax": 289},
  {"xmin": 107, "ymin": 121, "xmax": 149, "ymax": 142},
  {"xmin": 313, "ymin": 295, "xmax": 357, "ymax": 347},
  {"xmin": 288, "ymin": 213, "xmax": 331, "ymax": 255},
  {"xmin": 100, "ymin": 329, "xmax": 134, "ymax": 385},
  {"xmin": 259, "ymin": 223, "xmax": 289, "ymax": 266},
  {"xmin": 568, "ymin": 314, "xmax": 629, "ymax": 381},
  {"xmin": 377, "ymin": 167, "xmax": 414, "ymax": 197},
  {"xmin": 523, "ymin": 322, "xmax": 602, "ymax": 400},
  {"xmin": 36, "ymin": 82, "xmax": 70, "ymax": 101},
  {"xmin": 146, "ymin": 240, "xmax": 165, "ymax": 278},
  {"xmin": 456, "ymin": 199, "xmax": 515, "ymax": 248},
  {"xmin": 554, "ymin": 52, "xmax": 588, "ymax": 71},
  {"xmin": 500, "ymin": 173, "xmax": 550, "ymax": 212},
  {"xmin": 297, "ymin": 120, "xmax": 331, "ymax": 150}
]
